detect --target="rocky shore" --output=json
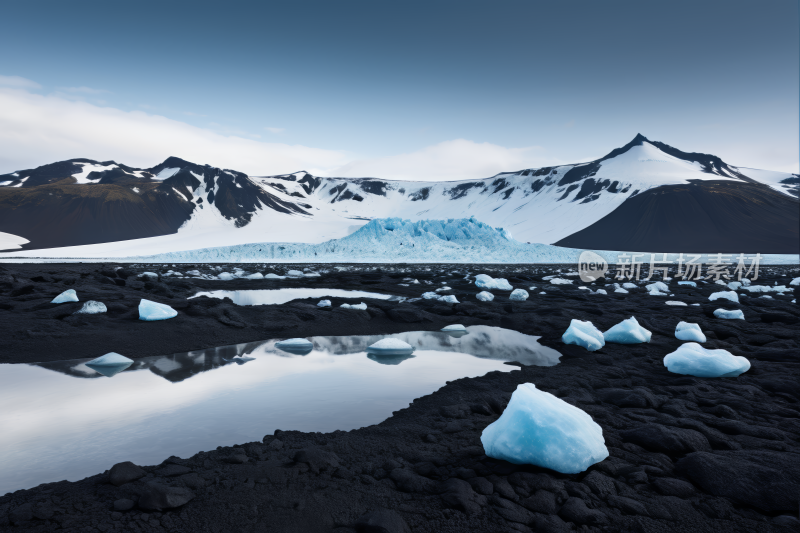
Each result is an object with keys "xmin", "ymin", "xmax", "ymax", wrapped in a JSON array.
[{"xmin": 1, "ymin": 263, "xmax": 799, "ymax": 532}]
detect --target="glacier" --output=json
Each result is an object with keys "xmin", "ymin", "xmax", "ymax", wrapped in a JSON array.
[
  {"xmin": 664, "ymin": 343, "xmax": 750, "ymax": 378},
  {"xmin": 480, "ymin": 383, "xmax": 609, "ymax": 474}
]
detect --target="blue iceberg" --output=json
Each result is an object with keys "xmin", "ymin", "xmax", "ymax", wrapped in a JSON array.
[
  {"xmin": 317, "ymin": 300, "xmax": 332, "ymax": 308},
  {"xmin": 275, "ymin": 338, "xmax": 314, "ymax": 355},
  {"xmin": 603, "ymin": 317, "xmax": 651, "ymax": 344},
  {"xmin": 709, "ymin": 291, "xmax": 739, "ymax": 303},
  {"xmin": 476, "ymin": 291, "xmax": 494, "ymax": 302},
  {"xmin": 663, "ymin": 342, "xmax": 750, "ymax": 377},
  {"xmin": 441, "ymin": 324, "xmax": 466, "ymax": 332},
  {"xmin": 561, "ymin": 319, "xmax": 605, "ymax": 351},
  {"xmin": 367, "ymin": 338, "xmax": 414, "ymax": 356},
  {"xmin": 475, "ymin": 274, "xmax": 513, "ymax": 290},
  {"xmin": 509, "ymin": 289, "xmax": 529, "ymax": 301},
  {"xmin": 138, "ymin": 299, "xmax": 178, "ymax": 321},
  {"xmin": 85, "ymin": 352, "xmax": 134, "ymax": 377},
  {"xmin": 481, "ymin": 383, "xmax": 609, "ymax": 474},
  {"xmin": 675, "ymin": 321, "xmax": 706, "ymax": 342},
  {"xmin": 713, "ymin": 308, "xmax": 744, "ymax": 320},
  {"xmin": 51, "ymin": 289, "xmax": 78, "ymax": 304}
]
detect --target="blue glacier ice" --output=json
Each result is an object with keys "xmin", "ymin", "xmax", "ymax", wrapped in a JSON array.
[
  {"xmin": 367, "ymin": 338, "xmax": 414, "ymax": 355},
  {"xmin": 480, "ymin": 383, "xmax": 609, "ymax": 474},
  {"xmin": 603, "ymin": 317, "xmax": 651, "ymax": 344},
  {"xmin": 713, "ymin": 308, "xmax": 745, "ymax": 320},
  {"xmin": 341, "ymin": 302, "xmax": 367, "ymax": 310},
  {"xmin": 275, "ymin": 338, "xmax": 314, "ymax": 355},
  {"xmin": 709, "ymin": 291, "xmax": 739, "ymax": 303},
  {"xmin": 509, "ymin": 289, "xmax": 529, "ymax": 301},
  {"xmin": 562, "ymin": 320, "xmax": 605, "ymax": 351},
  {"xmin": 475, "ymin": 274, "xmax": 513, "ymax": 290},
  {"xmin": 677, "ymin": 281, "xmax": 697, "ymax": 287},
  {"xmin": 675, "ymin": 321, "xmax": 706, "ymax": 342},
  {"xmin": 441, "ymin": 324, "xmax": 466, "ymax": 332},
  {"xmin": 75, "ymin": 301, "xmax": 106, "ymax": 314},
  {"xmin": 317, "ymin": 300, "xmax": 331, "ymax": 308},
  {"xmin": 126, "ymin": 218, "xmax": 622, "ymax": 264},
  {"xmin": 663, "ymin": 342, "xmax": 750, "ymax": 377},
  {"xmin": 440, "ymin": 295, "xmax": 459, "ymax": 304},
  {"xmin": 476, "ymin": 291, "xmax": 494, "ymax": 302},
  {"xmin": 85, "ymin": 352, "xmax": 134, "ymax": 377},
  {"xmin": 51, "ymin": 289, "xmax": 78, "ymax": 304},
  {"xmin": 138, "ymin": 299, "xmax": 178, "ymax": 321}
]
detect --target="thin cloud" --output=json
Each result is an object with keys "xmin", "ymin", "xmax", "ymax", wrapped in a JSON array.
[
  {"xmin": 0, "ymin": 75, "xmax": 41, "ymax": 89},
  {"xmin": 57, "ymin": 86, "xmax": 109, "ymax": 95},
  {"xmin": 265, "ymin": 127, "xmax": 285, "ymax": 134}
]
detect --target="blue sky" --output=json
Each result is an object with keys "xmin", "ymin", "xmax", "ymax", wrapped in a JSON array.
[{"xmin": 0, "ymin": 0, "xmax": 797, "ymax": 178}]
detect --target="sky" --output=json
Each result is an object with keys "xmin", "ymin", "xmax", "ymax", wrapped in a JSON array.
[{"xmin": 0, "ymin": 0, "xmax": 797, "ymax": 180}]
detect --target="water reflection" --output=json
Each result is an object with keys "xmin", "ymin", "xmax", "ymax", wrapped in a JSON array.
[
  {"xmin": 190, "ymin": 288, "xmax": 404, "ymax": 306},
  {"xmin": 2, "ymin": 327, "xmax": 560, "ymax": 495}
]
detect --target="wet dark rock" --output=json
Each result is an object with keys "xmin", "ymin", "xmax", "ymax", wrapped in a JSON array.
[
  {"xmin": 621, "ymin": 424, "xmax": 711, "ymax": 454},
  {"xmin": 137, "ymin": 483, "xmax": 195, "ymax": 511},
  {"xmin": 677, "ymin": 450, "xmax": 800, "ymax": 512},
  {"xmin": 558, "ymin": 497, "xmax": 608, "ymax": 525},
  {"xmin": 652, "ymin": 477, "xmax": 696, "ymax": 498},
  {"xmin": 108, "ymin": 461, "xmax": 146, "ymax": 486},
  {"xmin": 439, "ymin": 478, "xmax": 488, "ymax": 515},
  {"xmin": 520, "ymin": 490, "xmax": 558, "ymax": 514}
]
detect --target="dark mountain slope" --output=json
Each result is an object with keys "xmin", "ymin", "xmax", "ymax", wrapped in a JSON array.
[{"xmin": 555, "ymin": 180, "xmax": 800, "ymax": 253}]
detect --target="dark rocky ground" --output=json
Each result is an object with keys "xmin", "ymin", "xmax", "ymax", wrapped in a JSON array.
[{"xmin": 1, "ymin": 262, "xmax": 799, "ymax": 532}]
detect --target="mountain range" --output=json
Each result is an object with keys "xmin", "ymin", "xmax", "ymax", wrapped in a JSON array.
[{"xmin": 1, "ymin": 134, "xmax": 797, "ymax": 256}]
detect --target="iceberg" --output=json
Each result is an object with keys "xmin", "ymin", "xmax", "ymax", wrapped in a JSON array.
[
  {"xmin": 367, "ymin": 338, "xmax": 414, "ymax": 355},
  {"xmin": 286, "ymin": 270, "xmax": 304, "ymax": 277},
  {"xmin": 727, "ymin": 281, "xmax": 742, "ymax": 290},
  {"xmin": 246, "ymin": 273, "xmax": 264, "ymax": 280},
  {"xmin": 603, "ymin": 317, "xmax": 651, "ymax": 344},
  {"xmin": 549, "ymin": 278, "xmax": 573, "ymax": 285},
  {"xmin": 441, "ymin": 324, "xmax": 466, "ymax": 332},
  {"xmin": 139, "ymin": 299, "xmax": 178, "ymax": 321},
  {"xmin": 663, "ymin": 342, "xmax": 750, "ymax": 378},
  {"xmin": 714, "ymin": 308, "xmax": 744, "ymax": 320},
  {"xmin": 440, "ymin": 295, "xmax": 459, "ymax": 304},
  {"xmin": 790, "ymin": 277, "xmax": 800, "ymax": 286},
  {"xmin": 75, "ymin": 300, "xmax": 107, "ymax": 314},
  {"xmin": 317, "ymin": 300, "xmax": 331, "ymax": 308},
  {"xmin": 675, "ymin": 321, "xmax": 706, "ymax": 342},
  {"xmin": 480, "ymin": 383, "xmax": 609, "ymax": 474},
  {"xmin": 646, "ymin": 281, "xmax": 669, "ymax": 292},
  {"xmin": 422, "ymin": 292, "xmax": 440, "ymax": 299},
  {"xmin": 476, "ymin": 291, "xmax": 494, "ymax": 302},
  {"xmin": 340, "ymin": 302, "xmax": 367, "ymax": 310},
  {"xmin": 51, "ymin": 289, "xmax": 78, "ymax": 304},
  {"xmin": 562, "ymin": 319, "xmax": 605, "ymax": 351},
  {"xmin": 85, "ymin": 352, "xmax": 134, "ymax": 377},
  {"xmin": 594, "ymin": 289, "xmax": 607, "ymax": 295},
  {"xmin": 264, "ymin": 273, "xmax": 286, "ymax": 280},
  {"xmin": 709, "ymin": 291, "xmax": 739, "ymax": 303},
  {"xmin": 475, "ymin": 274, "xmax": 513, "ymax": 290},
  {"xmin": 509, "ymin": 289, "xmax": 529, "ymax": 301},
  {"xmin": 622, "ymin": 282, "xmax": 637, "ymax": 289},
  {"xmin": 275, "ymin": 338, "xmax": 314, "ymax": 355},
  {"xmin": 677, "ymin": 281, "xmax": 697, "ymax": 287},
  {"xmin": 217, "ymin": 272, "xmax": 235, "ymax": 280}
]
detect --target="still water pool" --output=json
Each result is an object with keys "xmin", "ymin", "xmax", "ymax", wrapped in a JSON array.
[
  {"xmin": 0, "ymin": 326, "xmax": 560, "ymax": 494},
  {"xmin": 190, "ymin": 288, "xmax": 404, "ymax": 305}
]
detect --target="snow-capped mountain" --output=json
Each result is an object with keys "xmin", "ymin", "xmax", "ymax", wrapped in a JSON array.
[{"xmin": 1, "ymin": 134, "xmax": 797, "ymax": 256}]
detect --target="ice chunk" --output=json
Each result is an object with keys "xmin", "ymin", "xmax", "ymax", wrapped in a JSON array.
[
  {"xmin": 549, "ymin": 278, "xmax": 573, "ymax": 285},
  {"xmin": 186, "ymin": 270, "xmax": 201, "ymax": 276},
  {"xmin": 317, "ymin": 300, "xmax": 331, "ymax": 308},
  {"xmin": 340, "ymin": 302, "xmax": 367, "ymax": 310},
  {"xmin": 677, "ymin": 281, "xmax": 696, "ymax": 287},
  {"xmin": 480, "ymin": 383, "xmax": 609, "ymax": 474},
  {"xmin": 760, "ymin": 295, "xmax": 772, "ymax": 299},
  {"xmin": 367, "ymin": 338, "xmax": 414, "ymax": 355},
  {"xmin": 286, "ymin": 270, "xmax": 304, "ymax": 278},
  {"xmin": 246, "ymin": 273, "xmax": 264, "ymax": 280},
  {"xmin": 476, "ymin": 291, "xmax": 494, "ymax": 302},
  {"xmin": 741, "ymin": 278, "xmax": 751, "ymax": 286},
  {"xmin": 475, "ymin": 274, "xmax": 512, "ymax": 290},
  {"xmin": 264, "ymin": 273, "xmax": 286, "ymax": 280},
  {"xmin": 727, "ymin": 281, "xmax": 742, "ymax": 290},
  {"xmin": 790, "ymin": 277, "xmax": 800, "ymax": 286},
  {"xmin": 561, "ymin": 319, "xmax": 605, "ymax": 351},
  {"xmin": 665, "ymin": 301, "xmax": 687, "ymax": 306},
  {"xmin": 622, "ymin": 282, "xmax": 637, "ymax": 289},
  {"xmin": 615, "ymin": 288, "xmax": 629, "ymax": 294},
  {"xmin": 646, "ymin": 281, "xmax": 669, "ymax": 292},
  {"xmin": 422, "ymin": 292, "xmax": 440, "ymax": 299},
  {"xmin": 709, "ymin": 291, "xmax": 739, "ymax": 303},
  {"xmin": 603, "ymin": 317, "xmax": 651, "ymax": 344},
  {"xmin": 276, "ymin": 338, "xmax": 313, "ymax": 355},
  {"xmin": 52, "ymin": 289, "xmax": 78, "ymax": 304},
  {"xmin": 715, "ymin": 279, "xmax": 727, "ymax": 285},
  {"xmin": 663, "ymin": 342, "xmax": 750, "ymax": 378},
  {"xmin": 75, "ymin": 300, "xmax": 107, "ymax": 314},
  {"xmin": 138, "ymin": 272, "xmax": 158, "ymax": 280},
  {"xmin": 139, "ymin": 299, "xmax": 178, "ymax": 321},
  {"xmin": 509, "ymin": 289, "xmax": 528, "ymax": 301},
  {"xmin": 217, "ymin": 272, "xmax": 235, "ymax": 280},
  {"xmin": 85, "ymin": 352, "xmax": 133, "ymax": 377},
  {"xmin": 713, "ymin": 308, "xmax": 744, "ymax": 320},
  {"xmin": 594, "ymin": 289, "xmax": 607, "ymax": 295},
  {"xmin": 441, "ymin": 324, "xmax": 466, "ymax": 331},
  {"xmin": 675, "ymin": 321, "xmax": 706, "ymax": 342},
  {"xmin": 440, "ymin": 295, "xmax": 459, "ymax": 304}
]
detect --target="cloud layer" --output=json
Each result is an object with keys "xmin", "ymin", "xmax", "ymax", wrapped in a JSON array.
[{"xmin": 0, "ymin": 81, "xmax": 561, "ymax": 180}]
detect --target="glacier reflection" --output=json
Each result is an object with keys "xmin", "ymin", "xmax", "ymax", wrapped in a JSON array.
[{"xmin": 2, "ymin": 327, "xmax": 559, "ymax": 495}]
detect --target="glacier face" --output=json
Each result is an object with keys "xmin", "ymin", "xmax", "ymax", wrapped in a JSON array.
[{"xmin": 121, "ymin": 217, "xmax": 621, "ymax": 264}]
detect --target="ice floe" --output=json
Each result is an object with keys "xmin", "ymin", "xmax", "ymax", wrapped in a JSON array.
[
  {"xmin": 562, "ymin": 319, "xmax": 605, "ymax": 351},
  {"xmin": 713, "ymin": 308, "xmax": 744, "ymax": 320},
  {"xmin": 665, "ymin": 301, "xmax": 687, "ymax": 306},
  {"xmin": 275, "ymin": 338, "xmax": 314, "ymax": 355},
  {"xmin": 476, "ymin": 291, "xmax": 494, "ymax": 302},
  {"xmin": 317, "ymin": 300, "xmax": 331, "ymax": 308},
  {"xmin": 367, "ymin": 338, "xmax": 414, "ymax": 355},
  {"xmin": 51, "ymin": 289, "xmax": 78, "ymax": 304},
  {"xmin": 441, "ymin": 324, "xmax": 466, "ymax": 332},
  {"xmin": 480, "ymin": 383, "xmax": 609, "ymax": 474},
  {"xmin": 663, "ymin": 342, "xmax": 750, "ymax": 378},
  {"xmin": 675, "ymin": 321, "xmax": 706, "ymax": 343},
  {"xmin": 85, "ymin": 352, "xmax": 134, "ymax": 377},
  {"xmin": 509, "ymin": 289, "xmax": 529, "ymax": 301},
  {"xmin": 139, "ymin": 299, "xmax": 178, "ymax": 321},
  {"xmin": 709, "ymin": 291, "xmax": 739, "ymax": 303},
  {"xmin": 475, "ymin": 274, "xmax": 513, "ymax": 290},
  {"xmin": 603, "ymin": 317, "xmax": 651, "ymax": 344}
]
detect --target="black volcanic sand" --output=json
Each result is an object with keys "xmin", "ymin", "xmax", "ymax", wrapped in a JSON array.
[{"xmin": 1, "ymin": 262, "xmax": 800, "ymax": 532}]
